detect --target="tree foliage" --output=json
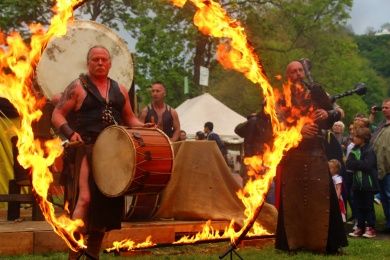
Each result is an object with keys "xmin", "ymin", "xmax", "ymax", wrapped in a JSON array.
[
  {"xmin": 0, "ymin": 0, "xmax": 53, "ymax": 34},
  {"xmin": 1, "ymin": 0, "xmax": 388, "ymax": 124},
  {"xmin": 355, "ymin": 34, "xmax": 390, "ymax": 84}
]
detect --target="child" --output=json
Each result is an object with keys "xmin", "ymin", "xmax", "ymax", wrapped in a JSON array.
[
  {"xmin": 328, "ymin": 159, "xmax": 346, "ymax": 222},
  {"xmin": 346, "ymin": 127, "xmax": 379, "ymax": 238}
]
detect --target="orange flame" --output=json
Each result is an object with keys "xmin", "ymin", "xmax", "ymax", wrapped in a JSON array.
[
  {"xmin": 106, "ymin": 0, "xmax": 313, "ymax": 251},
  {"xmin": 105, "ymin": 236, "xmax": 155, "ymax": 253},
  {"xmin": 0, "ymin": 0, "xmax": 86, "ymax": 251},
  {"xmin": 168, "ymin": 0, "xmax": 312, "ymax": 245}
]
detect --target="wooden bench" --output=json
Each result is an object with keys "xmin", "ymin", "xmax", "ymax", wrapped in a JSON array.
[{"xmin": 0, "ymin": 179, "xmax": 43, "ymax": 221}]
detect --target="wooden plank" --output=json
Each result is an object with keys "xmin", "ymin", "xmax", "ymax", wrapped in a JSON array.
[
  {"xmin": 103, "ymin": 226, "xmax": 176, "ymax": 248},
  {"xmin": 33, "ymin": 231, "xmax": 68, "ymax": 254},
  {"xmin": 0, "ymin": 231, "xmax": 33, "ymax": 255},
  {"xmin": 238, "ymin": 237, "xmax": 274, "ymax": 249},
  {"xmin": 0, "ymin": 194, "xmax": 34, "ymax": 202}
]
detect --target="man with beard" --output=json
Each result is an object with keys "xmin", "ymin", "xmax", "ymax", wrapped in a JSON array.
[{"xmin": 275, "ymin": 60, "xmax": 348, "ymax": 253}]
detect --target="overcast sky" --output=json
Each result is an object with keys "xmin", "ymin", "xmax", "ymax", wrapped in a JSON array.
[{"xmin": 348, "ymin": 0, "xmax": 390, "ymax": 34}]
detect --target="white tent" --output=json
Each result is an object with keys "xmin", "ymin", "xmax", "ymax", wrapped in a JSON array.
[{"xmin": 176, "ymin": 93, "xmax": 246, "ymax": 142}]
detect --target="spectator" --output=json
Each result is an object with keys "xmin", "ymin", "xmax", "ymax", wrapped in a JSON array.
[
  {"xmin": 179, "ymin": 130, "xmax": 187, "ymax": 141},
  {"xmin": 347, "ymin": 127, "xmax": 379, "ymax": 238},
  {"xmin": 195, "ymin": 131, "xmax": 206, "ymax": 140},
  {"xmin": 371, "ymin": 98, "xmax": 390, "ymax": 233},
  {"xmin": 331, "ymin": 121, "xmax": 349, "ymax": 153},
  {"xmin": 204, "ymin": 121, "xmax": 227, "ymax": 159},
  {"xmin": 329, "ymin": 159, "xmax": 346, "ymax": 222}
]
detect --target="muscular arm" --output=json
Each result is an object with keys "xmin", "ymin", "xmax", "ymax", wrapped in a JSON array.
[
  {"xmin": 170, "ymin": 108, "xmax": 181, "ymax": 142},
  {"xmin": 120, "ymin": 85, "xmax": 144, "ymax": 127},
  {"xmin": 52, "ymin": 80, "xmax": 84, "ymax": 141}
]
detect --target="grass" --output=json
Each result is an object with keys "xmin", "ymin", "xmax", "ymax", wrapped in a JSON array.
[
  {"xmin": 3, "ymin": 238, "xmax": 390, "ymax": 260},
  {"xmin": 3, "ymin": 203, "xmax": 389, "ymax": 259}
]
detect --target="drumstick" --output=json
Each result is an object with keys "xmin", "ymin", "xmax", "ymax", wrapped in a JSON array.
[{"xmin": 62, "ymin": 140, "xmax": 83, "ymax": 148}]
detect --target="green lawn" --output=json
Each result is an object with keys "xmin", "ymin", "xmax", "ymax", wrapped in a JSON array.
[{"xmin": 4, "ymin": 204, "xmax": 389, "ymax": 259}]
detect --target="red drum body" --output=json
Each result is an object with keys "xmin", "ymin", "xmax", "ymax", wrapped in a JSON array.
[{"xmin": 92, "ymin": 126, "xmax": 173, "ymax": 198}]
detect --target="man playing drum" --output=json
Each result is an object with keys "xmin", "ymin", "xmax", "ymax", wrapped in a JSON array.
[{"xmin": 52, "ymin": 45, "xmax": 148, "ymax": 259}]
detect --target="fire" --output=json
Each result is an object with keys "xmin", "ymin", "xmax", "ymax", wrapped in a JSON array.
[
  {"xmin": 0, "ymin": 0, "xmax": 86, "ymax": 251},
  {"xmin": 168, "ymin": 0, "xmax": 312, "ymax": 246},
  {"xmin": 1, "ymin": 0, "xmax": 313, "ymax": 254},
  {"xmin": 105, "ymin": 235, "xmax": 155, "ymax": 253}
]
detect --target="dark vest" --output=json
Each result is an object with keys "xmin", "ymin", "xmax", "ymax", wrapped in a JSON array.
[
  {"xmin": 73, "ymin": 75, "xmax": 125, "ymax": 143},
  {"xmin": 145, "ymin": 104, "xmax": 174, "ymax": 138}
]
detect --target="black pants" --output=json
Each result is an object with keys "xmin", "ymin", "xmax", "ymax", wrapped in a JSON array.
[{"xmin": 354, "ymin": 190, "xmax": 376, "ymax": 228}]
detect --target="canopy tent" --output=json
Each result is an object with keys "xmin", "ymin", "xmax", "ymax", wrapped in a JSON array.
[{"xmin": 176, "ymin": 93, "xmax": 246, "ymax": 142}]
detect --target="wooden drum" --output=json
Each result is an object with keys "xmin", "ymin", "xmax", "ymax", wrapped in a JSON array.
[{"xmin": 92, "ymin": 126, "xmax": 174, "ymax": 197}]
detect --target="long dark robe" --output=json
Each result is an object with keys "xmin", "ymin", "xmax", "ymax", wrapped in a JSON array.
[{"xmin": 275, "ymin": 138, "xmax": 348, "ymax": 253}]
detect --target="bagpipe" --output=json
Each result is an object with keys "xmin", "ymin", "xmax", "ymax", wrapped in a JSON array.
[{"xmin": 300, "ymin": 58, "xmax": 367, "ymax": 111}]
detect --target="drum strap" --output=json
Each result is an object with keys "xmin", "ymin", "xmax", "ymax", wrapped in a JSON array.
[{"xmin": 79, "ymin": 74, "xmax": 107, "ymax": 106}]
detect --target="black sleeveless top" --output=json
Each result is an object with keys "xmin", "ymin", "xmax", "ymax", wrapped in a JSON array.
[
  {"xmin": 73, "ymin": 75, "xmax": 125, "ymax": 144},
  {"xmin": 145, "ymin": 104, "xmax": 174, "ymax": 138}
]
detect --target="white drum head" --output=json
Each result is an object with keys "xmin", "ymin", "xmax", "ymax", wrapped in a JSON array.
[
  {"xmin": 92, "ymin": 125, "xmax": 136, "ymax": 197},
  {"xmin": 36, "ymin": 20, "xmax": 134, "ymax": 99}
]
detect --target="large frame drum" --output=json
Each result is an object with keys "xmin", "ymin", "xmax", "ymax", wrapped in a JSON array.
[
  {"xmin": 92, "ymin": 126, "xmax": 174, "ymax": 197},
  {"xmin": 36, "ymin": 20, "xmax": 134, "ymax": 99}
]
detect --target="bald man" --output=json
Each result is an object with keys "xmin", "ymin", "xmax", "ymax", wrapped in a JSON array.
[
  {"xmin": 275, "ymin": 60, "xmax": 348, "ymax": 254},
  {"xmin": 139, "ymin": 81, "xmax": 181, "ymax": 142}
]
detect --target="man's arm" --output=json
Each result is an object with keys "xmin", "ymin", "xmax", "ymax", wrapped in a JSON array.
[
  {"xmin": 119, "ymin": 85, "xmax": 144, "ymax": 127},
  {"xmin": 52, "ymin": 80, "xmax": 83, "ymax": 142},
  {"xmin": 170, "ymin": 108, "xmax": 181, "ymax": 142},
  {"xmin": 138, "ymin": 106, "xmax": 148, "ymax": 123}
]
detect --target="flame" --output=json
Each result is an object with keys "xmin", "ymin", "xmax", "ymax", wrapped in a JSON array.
[
  {"xmin": 168, "ymin": 0, "xmax": 312, "ymax": 245},
  {"xmin": 106, "ymin": 0, "xmax": 314, "ymax": 252},
  {"xmin": 0, "ymin": 0, "xmax": 314, "ymax": 253},
  {"xmin": 0, "ymin": 0, "xmax": 86, "ymax": 251},
  {"xmin": 105, "ymin": 236, "xmax": 155, "ymax": 253}
]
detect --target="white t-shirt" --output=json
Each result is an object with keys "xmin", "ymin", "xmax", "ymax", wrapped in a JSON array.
[{"xmin": 332, "ymin": 174, "xmax": 343, "ymax": 185}]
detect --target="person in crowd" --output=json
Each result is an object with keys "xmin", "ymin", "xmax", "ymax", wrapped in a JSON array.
[
  {"xmin": 345, "ymin": 116, "xmax": 372, "ymax": 224},
  {"xmin": 346, "ymin": 127, "xmax": 379, "ymax": 238},
  {"xmin": 331, "ymin": 121, "xmax": 349, "ymax": 153},
  {"xmin": 234, "ymin": 101, "xmax": 274, "ymax": 199},
  {"xmin": 275, "ymin": 60, "xmax": 347, "ymax": 253},
  {"xmin": 179, "ymin": 130, "xmax": 187, "ymax": 141},
  {"xmin": 195, "ymin": 131, "xmax": 206, "ymax": 140},
  {"xmin": 139, "ymin": 81, "xmax": 181, "ymax": 142},
  {"xmin": 371, "ymin": 98, "xmax": 390, "ymax": 233},
  {"xmin": 329, "ymin": 159, "xmax": 346, "ymax": 222},
  {"xmin": 51, "ymin": 46, "xmax": 149, "ymax": 259},
  {"xmin": 204, "ymin": 121, "xmax": 227, "ymax": 159}
]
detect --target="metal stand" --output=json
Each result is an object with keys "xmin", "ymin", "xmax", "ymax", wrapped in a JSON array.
[
  {"xmin": 219, "ymin": 245, "xmax": 243, "ymax": 260},
  {"xmin": 219, "ymin": 183, "xmax": 270, "ymax": 259}
]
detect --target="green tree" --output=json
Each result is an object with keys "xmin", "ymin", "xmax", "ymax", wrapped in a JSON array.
[
  {"xmin": 121, "ymin": 1, "xmax": 197, "ymax": 107},
  {"xmin": 205, "ymin": 0, "xmax": 385, "ymax": 124},
  {"xmin": 355, "ymin": 33, "xmax": 390, "ymax": 95},
  {"xmin": 0, "ymin": 0, "xmax": 53, "ymax": 34}
]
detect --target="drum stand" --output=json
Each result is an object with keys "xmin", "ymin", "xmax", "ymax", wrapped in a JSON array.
[{"xmin": 219, "ymin": 245, "xmax": 243, "ymax": 260}]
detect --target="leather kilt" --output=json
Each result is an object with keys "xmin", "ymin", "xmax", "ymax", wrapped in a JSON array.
[
  {"xmin": 275, "ymin": 138, "xmax": 347, "ymax": 252},
  {"xmin": 64, "ymin": 144, "xmax": 124, "ymax": 232}
]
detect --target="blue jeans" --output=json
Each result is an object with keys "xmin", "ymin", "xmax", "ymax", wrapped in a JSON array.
[{"xmin": 379, "ymin": 174, "xmax": 390, "ymax": 228}]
